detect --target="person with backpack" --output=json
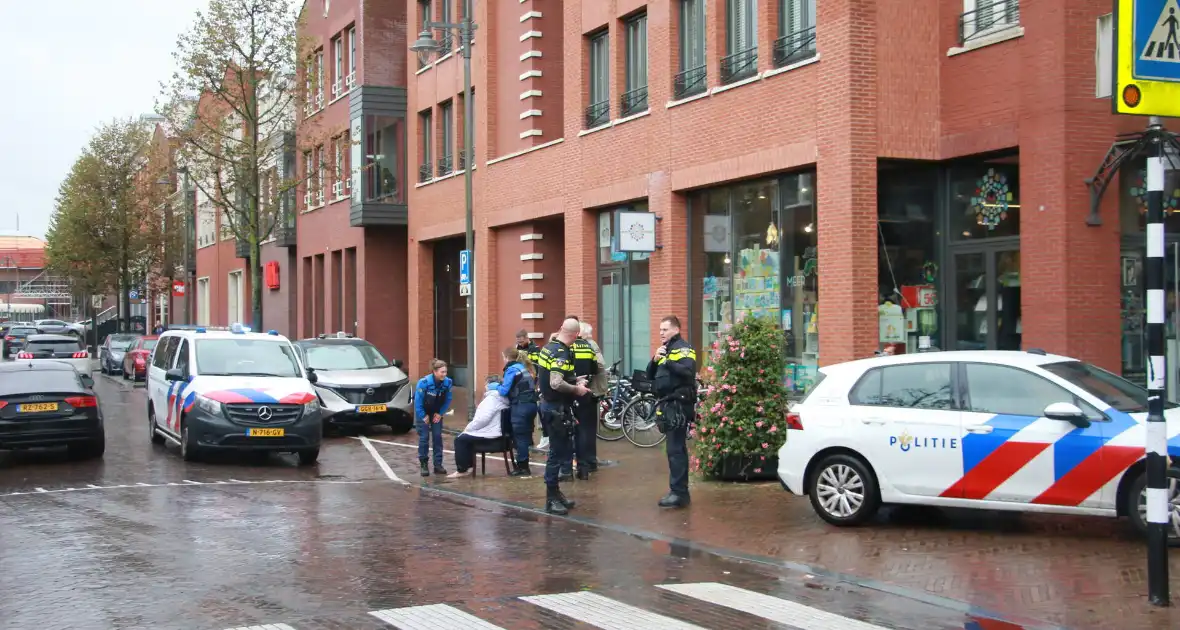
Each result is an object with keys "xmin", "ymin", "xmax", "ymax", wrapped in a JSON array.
[
  {"xmin": 498, "ymin": 346, "xmax": 538, "ymax": 476},
  {"xmin": 414, "ymin": 359, "xmax": 453, "ymax": 476}
]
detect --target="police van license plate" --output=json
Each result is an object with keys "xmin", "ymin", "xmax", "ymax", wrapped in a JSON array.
[
  {"xmin": 247, "ymin": 428, "xmax": 285, "ymax": 437},
  {"xmin": 357, "ymin": 404, "xmax": 388, "ymax": 414}
]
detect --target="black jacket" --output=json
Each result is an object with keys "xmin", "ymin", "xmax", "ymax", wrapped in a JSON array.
[{"xmin": 646, "ymin": 334, "xmax": 697, "ymax": 400}]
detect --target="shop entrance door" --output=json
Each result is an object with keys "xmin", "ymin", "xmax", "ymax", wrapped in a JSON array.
[
  {"xmin": 949, "ymin": 246, "xmax": 1021, "ymax": 351},
  {"xmin": 433, "ymin": 239, "xmax": 469, "ymax": 387},
  {"xmin": 598, "ymin": 265, "xmax": 651, "ymax": 376}
]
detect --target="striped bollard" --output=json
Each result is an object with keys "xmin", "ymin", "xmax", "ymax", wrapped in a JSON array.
[{"xmin": 1145, "ymin": 119, "xmax": 1170, "ymax": 608}]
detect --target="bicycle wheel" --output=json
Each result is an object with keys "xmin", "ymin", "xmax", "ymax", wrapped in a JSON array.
[
  {"xmin": 621, "ymin": 394, "xmax": 666, "ymax": 448},
  {"xmin": 597, "ymin": 397, "xmax": 625, "ymax": 441}
]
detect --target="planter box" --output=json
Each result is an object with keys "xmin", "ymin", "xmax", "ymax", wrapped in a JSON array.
[{"xmin": 711, "ymin": 453, "xmax": 779, "ymax": 482}]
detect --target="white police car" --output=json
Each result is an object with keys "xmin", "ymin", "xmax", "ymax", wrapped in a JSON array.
[
  {"xmin": 145, "ymin": 324, "xmax": 322, "ymax": 464},
  {"xmin": 777, "ymin": 350, "xmax": 1180, "ymax": 541}
]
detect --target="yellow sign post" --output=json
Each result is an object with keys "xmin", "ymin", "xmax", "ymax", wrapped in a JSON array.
[{"xmin": 1114, "ymin": 0, "xmax": 1180, "ymax": 116}]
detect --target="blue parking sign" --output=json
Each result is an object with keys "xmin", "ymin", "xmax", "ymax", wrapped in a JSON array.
[
  {"xmin": 459, "ymin": 250, "xmax": 471, "ymax": 285},
  {"xmin": 1133, "ymin": 0, "xmax": 1180, "ymax": 82}
]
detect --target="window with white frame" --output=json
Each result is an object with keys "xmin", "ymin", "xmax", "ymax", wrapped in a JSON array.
[
  {"xmin": 303, "ymin": 150, "xmax": 314, "ymax": 209},
  {"xmin": 315, "ymin": 49, "xmax": 324, "ymax": 107},
  {"xmin": 586, "ymin": 30, "xmax": 610, "ymax": 128},
  {"xmin": 677, "ymin": 0, "xmax": 707, "ymax": 100},
  {"xmin": 227, "ymin": 270, "xmax": 244, "ymax": 324},
  {"xmin": 1096, "ymin": 13, "xmax": 1113, "ymax": 98},
  {"xmin": 623, "ymin": 12, "xmax": 649, "ymax": 116},
  {"xmin": 417, "ymin": 1, "xmax": 432, "ymax": 68},
  {"xmin": 723, "ymin": 0, "xmax": 758, "ymax": 84},
  {"xmin": 220, "ymin": 202, "xmax": 234, "ymax": 241},
  {"xmin": 439, "ymin": 100, "xmax": 453, "ymax": 176},
  {"xmin": 316, "ymin": 145, "xmax": 326, "ymax": 204},
  {"xmin": 418, "ymin": 108, "xmax": 433, "ymax": 182},
  {"xmin": 197, "ymin": 277, "xmax": 211, "ymax": 325},
  {"xmin": 197, "ymin": 194, "xmax": 216, "ymax": 248},
  {"xmin": 333, "ymin": 36, "xmax": 343, "ymax": 98},
  {"xmin": 334, "ymin": 137, "xmax": 346, "ymax": 199},
  {"xmin": 960, "ymin": 0, "xmax": 1021, "ymax": 44},
  {"xmin": 776, "ymin": 0, "xmax": 816, "ymax": 67},
  {"xmin": 348, "ymin": 27, "xmax": 357, "ymax": 87}
]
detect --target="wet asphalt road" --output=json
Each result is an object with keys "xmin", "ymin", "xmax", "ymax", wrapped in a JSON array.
[{"xmin": 0, "ymin": 375, "xmax": 1026, "ymax": 630}]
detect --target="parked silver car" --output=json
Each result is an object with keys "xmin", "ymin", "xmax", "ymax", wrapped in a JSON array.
[
  {"xmin": 293, "ymin": 334, "xmax": 413, "ymax": 434},
  {"xmin": 98, "ymin": 333, "xmax": 140, "ymax": 375},
  {"xmin": 34, "ymin": 319, "xmax": 77, "ymax": 336}
]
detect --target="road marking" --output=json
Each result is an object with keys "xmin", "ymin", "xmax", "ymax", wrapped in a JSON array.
[
  {"xmin": 371, "ymin": 603, "xmax": 505, "ymax": 629},
  {"xmin": 658, "ymin": 582, "xmax": 889, "ymax": 630},
  {"xmin": 224, "ymin": 625, "xmax": 297, "ymax": 630},
  {"xmin": 358, "ymin": 436, "xmax": 546, "ymax": 469},
  {"xmin": 360, "ymin": 436, "xmax": 409, "ymax": 486},
  {"xmin": 520, "ymin": 592, "xmax": 705, "ymax": 629},
  {"xmin": 0, "ymin": 479, "xmax": 361, "ymax": 498}
]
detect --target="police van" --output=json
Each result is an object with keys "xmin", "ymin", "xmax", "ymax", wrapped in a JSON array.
[{"xmin": 146, "ymin": 324, "xmax": 322, "ymax": 464}]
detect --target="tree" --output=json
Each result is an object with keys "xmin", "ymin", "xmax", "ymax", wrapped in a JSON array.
[
  {"xmin": 45, "ymin": 119, "xmax": 170, "ymax": 333},
  {"xmin": 159, "ymin": 0, "xmax": 300, "ymax": 330}
]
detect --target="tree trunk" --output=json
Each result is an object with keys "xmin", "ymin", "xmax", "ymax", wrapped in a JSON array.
[{"xmin": 251, "ymin": 240, "xmax": 263, "ymax": 332}]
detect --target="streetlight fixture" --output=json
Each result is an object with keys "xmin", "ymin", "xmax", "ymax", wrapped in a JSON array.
[{"xmin": 410, "ymin": 12, "xmax": 479, "ymax": 417}]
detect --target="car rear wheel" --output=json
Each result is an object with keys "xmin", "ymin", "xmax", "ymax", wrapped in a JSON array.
[
  {"xmin": 148, "ymin": 407, "xmax": 165, "ymax": 445},
  {"xmin": 297, "ymin": 448, "xmax": 319, "ymax": 466},
  {"xmin": 808, "ymin": 453, "xmax": 880, "ymax": 526},
  {"xmin": 180, "ymin": 422, "xmax": 201, "ymax": 462},
  {"xmin": 67, "ymin": 434, "xmax": 105, "ymax": 460},
  {"xmin": 1126, "ymin": 467, "xmax": 1180, "ymax": 546}
]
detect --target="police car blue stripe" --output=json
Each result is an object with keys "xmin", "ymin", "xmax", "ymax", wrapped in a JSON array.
[
  {"xmin": 1051, "ymin": 407, "xmax": 1138, "ymax": 482},
  {"xmin": 225, "ymin": 388, "xmax": 280, "ymax": 404},
  {"xmin": 961, "ymin": 414, "xmax": 1039, "ymax": 474},
  {"xmin": 1168, "ymin": 432, "xmax": 1180, "ymax": 458}
]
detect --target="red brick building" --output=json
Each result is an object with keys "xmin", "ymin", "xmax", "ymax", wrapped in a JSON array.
[
  {"xmin": 293, "ymin": 0, "xmax": 410, "ymax": 361},
  {"xmin": 400, "ymin": 0, "xmax": 1180, "ymax": 396}
]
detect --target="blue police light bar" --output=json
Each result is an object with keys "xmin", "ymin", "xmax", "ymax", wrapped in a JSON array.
[
  {"xmin": 268, "ymin": 330, "xmax": 279, "ymax": 336},
  {"xmin": 196, "ymin": 327, "xmax": 206, "ymax": 333}
]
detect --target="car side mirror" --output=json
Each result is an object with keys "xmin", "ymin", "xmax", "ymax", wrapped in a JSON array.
[
  {"xmin": 79, "ymin": 375, "xmax": 95, "ymax": 388},
  {"xmin": 392, "ymin": 359, "xmax": 403, "ymax": 369},
  {"xmin": 1045, "ymin": 402, "xmax": 1090, "ymax": 428},
  {"xmin": 165, "ymin": 368, "xmax": 185, "ymax": 382},
  {"xmin": 306, "ymin": 368, "xmax": 318, "ymax": 384}
]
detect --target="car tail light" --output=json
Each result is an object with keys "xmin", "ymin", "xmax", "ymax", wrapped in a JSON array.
[
  {"xmin": 65, "ymin": 396, "xmax": 98, "ymax": 409},
  {"xmin": 16, "ymin": 352, "xmax": 32, "ymax": 359},
  {"xmin": 4, "ymin": 335, "xmax": 12, "ymax": 341},
  {"xmin": 0, "ymin": 401, "xmax": 7, "ymax": 410},
  {"xmin": 786, "ymin": 411, "xmax": 803, "ymax": 431},
  {"xmin": 72, "ymin": 351, "xmax": 88, "ymax": 358}
]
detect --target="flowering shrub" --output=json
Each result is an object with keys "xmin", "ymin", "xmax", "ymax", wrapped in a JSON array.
[{"xmin": 691, "ymin": 315, "xmax": 790, "ymax": 478}]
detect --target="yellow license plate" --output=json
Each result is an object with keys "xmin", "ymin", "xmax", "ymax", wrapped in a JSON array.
[
  {"xmin": 357, "ymin": 404, "xmax": 388, "ymax": 414},
  {"xmin": 18, "ymin": 402, "xmax": 59, "ymax": 413},
  {"xmin": 247, "ymin": 428, "xmax": 285, "ymax": 437}
]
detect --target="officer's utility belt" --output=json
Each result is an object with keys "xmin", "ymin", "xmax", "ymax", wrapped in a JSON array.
[
  {"xmin": 540, "ymin": 402, "xmax": 576, "ymax": 433},
  {"xmin": 654, "ymin": 395, "xmax": 692, "ymax": 434}
]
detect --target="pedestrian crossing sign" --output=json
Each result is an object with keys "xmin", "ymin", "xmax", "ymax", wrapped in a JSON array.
[{"xmin": 1115, "ymin": 0, "xmax": 1180, "ymax": 116}]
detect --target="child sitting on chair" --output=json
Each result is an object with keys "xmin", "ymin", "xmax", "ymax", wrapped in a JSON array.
[{"xmin": 448, "ymin": 375, "xmax": 510, "ymax": 478}]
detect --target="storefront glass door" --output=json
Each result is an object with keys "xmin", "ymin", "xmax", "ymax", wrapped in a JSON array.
[
  {"xmin": 950, "ymin": 248, "xmax": 1021, "ymax": 351},
  {"xmin": 597, "ymin": 208, "xmax": 651, "ymax": 376}
]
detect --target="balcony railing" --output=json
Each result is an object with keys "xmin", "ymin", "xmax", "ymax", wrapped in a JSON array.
[
  {"xmin": 439, "ymin": 31, "xmax": 454, "ymax": 55},
  {"xmin": 438, "ymin": 154, "xmax": 453, "ymax": 177},
  {"xmin": 673, "ymin": 64, "xmax": 707, "ymax": 100},
  {"xmin": 773, "ymin": 26, "xmax": 817, "ymax": 68},
  {"xmin": 959, "ymin": 0, "xmax": 1020, "ymax": 45},
  {"xmin": 620, "ymin": 85, "xmax": 649, "ymax": 117},
  {"xmin": 457, "ymin": 150, "xmax": 466, "ymax": 171},
  {"xmin": 418, "ymin": 163, "xmax": 433, "ymax": 183},
  {"xmin": 720, "ymin": 47, "xmax": 758, "ymax": 85},
  {"xmin": 585, "ymin": 100, "xmax": 610, "ymax": 129}
]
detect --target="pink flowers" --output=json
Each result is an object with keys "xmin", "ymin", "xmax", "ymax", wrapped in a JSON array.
[
  {"xmin": 761, "ymin": 442, "xmax": 770, "ymax": 449},
  {"xmin": 769, "ymin": 425, "xmax": 778, "ymax": 433},
  {"xmin": 753, "ymin": 468, "xmax": 762, "ymax": 473},
  {"xmin": 756, "ymin": 410, "xmax": 764, "ymax": 417}
]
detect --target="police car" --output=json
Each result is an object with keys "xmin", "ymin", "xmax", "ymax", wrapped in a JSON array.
[
  {"xmin": 145, "ymin": 324, "xmax": 322, "ymax": 465},
  {"xmin": 777, "ymin": 350, "xmax": 1180, "ymax": 541}
]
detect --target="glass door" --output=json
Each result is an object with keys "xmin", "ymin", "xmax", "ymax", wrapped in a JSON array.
[
  {"xmin": 949, "ymin": 248, "xmax": 1020, "ymax": 351},
  {"xmin": 599, "ymin": 269, "xmax": 624, "ymax": 373}
]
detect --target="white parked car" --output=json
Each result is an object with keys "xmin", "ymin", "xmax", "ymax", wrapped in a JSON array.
[
  {"xmin": 14, "ymin": 334, "xmax": 94, "ymax": 377},
  {"xmin": 777, "ymin": 350, "xmax": 1180, "ymax": 541},
  {"xmin": 292, "ymin": 333, "xmax": 414, "ymax": 434}
]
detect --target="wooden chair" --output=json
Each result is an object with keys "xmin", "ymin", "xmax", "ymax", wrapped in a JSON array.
[{"xmin": 471, "ymin": 408, "xmax": 515, "ymax": 475}]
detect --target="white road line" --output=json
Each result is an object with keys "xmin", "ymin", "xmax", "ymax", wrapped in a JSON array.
[
  {"xmin": 0, "ymin": 479, "xmax": 361, "ymax": 498},
  {"xmin": 358, "ymin": 436, "xmax": 546, "ymax": 469},
  {"xmin": 370, "ymin": 603, "xmax": 505, "ymax": 629},
  {"xmin": 360, "ymin": 435, "xmax": 409, "ymax": 486},
  {"xmin": 658, "ymin": 582, "xmax": 889, "ymax": 630},
  {"xmin": 520, "ymin": 592, "xmax": 704, "ymax": 630},
  {"xmin": 224, "ymin": 624, "xmax": 297, "ymax": 630}
]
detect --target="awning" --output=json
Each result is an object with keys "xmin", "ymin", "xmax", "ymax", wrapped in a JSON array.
[{"xmin": 0, "ymin": 303, "xmax": 46, "ymax": 314}]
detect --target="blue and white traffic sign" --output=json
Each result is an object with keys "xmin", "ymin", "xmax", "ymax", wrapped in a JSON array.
[
  {"xmin": 1133, "ymin": 0, "xmax": 1180, "ymax": 82},
  {"xmin": 459, "ymin": 250, "xmax": 471, "ymax": 285},
  {"xmin": 129, "ymin": 289, "xmax": 139, "ymax": 300}
]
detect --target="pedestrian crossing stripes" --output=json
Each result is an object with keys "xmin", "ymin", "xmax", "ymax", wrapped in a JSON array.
[{"xmin": 222, "ymin": 582, "xmax": 893, "ymax": 630}]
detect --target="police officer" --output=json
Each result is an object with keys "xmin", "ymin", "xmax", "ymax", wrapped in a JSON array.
[
  {"xmin": 536, "ymin": 318, "xmax": 590, "ymax": 514},
  {"xmin": 645, "ymin": 315, "xmax": 697, "ymax": 508},
  {"xmin": 516, "ymin": 329, "xmax": 547, "ymax": 449},
  {"xmin": 568, "ymin": 323, "xmax": 604, "ymax": 479}
]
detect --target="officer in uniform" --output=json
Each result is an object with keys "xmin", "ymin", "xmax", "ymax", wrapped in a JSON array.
[
  {"xmin": 645, "ymin": 315, "xmax": 697, "ymax": 508},
  {"xmin": 569, "ymin": 326, "xmax": 603, "ymax": 479},
  {"xmin": 516, "ymin": 329, "xmax": 547, "ymax": 448},
  {"xmin": 535, "ymin": 318, "xmax": 590, "ymax": 514}
]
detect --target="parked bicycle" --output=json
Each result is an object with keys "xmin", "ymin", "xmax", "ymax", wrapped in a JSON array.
[
  {"xmin": 596, "ymin": 360, "xmax": 629, "ymax": 441},
  {"xmin": 619, "ymin": 376, "xmax": 707, "ymax": 448}
]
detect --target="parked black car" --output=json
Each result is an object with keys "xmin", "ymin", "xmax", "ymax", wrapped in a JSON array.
[
  {"xmin": 2, "ymin": 325, "xmax": 38, "ymax": 359},
  {"xmin": 99, "ymin": 333, "xmax": 141, "ymax": 375},
  {"xmin": 0, "ymin": 361, "xmax": 104, "ymax": 459}
]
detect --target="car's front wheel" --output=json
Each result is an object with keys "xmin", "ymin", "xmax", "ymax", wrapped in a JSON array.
[
  {"xmin": 808, "ymin": 453, "xmax": 881, "ymax": 526},
  {"xmin": 148, "ymin": 406, "xmax": 165, "ymax": 445},
  {"xmin": 1126, "ymin": 467, "xmax": 1180, "ymax": 546},
  {"xmin": 180, "ymin": 422, "xmax": 201, "ymax": 462}
]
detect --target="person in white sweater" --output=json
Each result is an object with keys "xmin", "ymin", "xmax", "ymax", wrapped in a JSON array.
[{"xmin": 447, "ymin": 376, "xmax": 509, "ymax": 478}]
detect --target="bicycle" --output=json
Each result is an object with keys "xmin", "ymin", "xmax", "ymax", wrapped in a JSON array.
[
  {"xmin": 619, "ymin": 376, "xmax": 707, "ymax": 448},
  {"xmin": 596, "ymin": 360, "xmax": 629, "ymax": 441}
]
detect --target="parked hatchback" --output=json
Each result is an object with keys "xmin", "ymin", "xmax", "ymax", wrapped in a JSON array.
[
  {"xmin": 0, "ymin": 360, "xmax": 104, "ymax": 459},
  {"xmin": 121, "ymin": 335, "xmax": 158, "ymax": 381},
  {"xmin": 15, "ymin": 335, "xmax": 93, "ymax": 376},
  {"xmin": 3, "ymin": 326, "xmax": 37, "ymax": 359},
  {"xmin": 99, "ymin": 333, "xmax": 141, "ymax": 375}
]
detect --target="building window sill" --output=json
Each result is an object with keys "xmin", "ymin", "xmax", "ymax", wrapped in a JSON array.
[
  {"xmin": 666, "ymin": 90, "xmax": 711, "ymax": 110},
  {"xmin": 328, "ymin": 92, "xmax": 348, "ymax": 107},
  {"xmin": 435, "ymin": 51, "xmax": 454, "ymax": 65},
  {"xmin": 947, "ymin": 25, "xmax": 1024, "ymax": 57},
  {"xmin": 578, "ymin": 123, "xmax": 611, "ymax": 137},
  {"xmin": 414, "ymin": 164, "xmax": 480, "ymax": 188},
  {"xmin": 710, "ymin": 74, "xmax": 760, "ymax": 96},
  {"xmin": 762, "ymin": 53, "xmax": 821, "ymax": 80},
  {"xmin": 415, "ymin": 64, "xmax": 432, "ymax": 75},
  {"xmin": 664, "ymin": 55, "xmax": 820, "ymax": 111},
  {"xmin": 577, "ymin": 110, "xmax": 651, "ymax": 137}
]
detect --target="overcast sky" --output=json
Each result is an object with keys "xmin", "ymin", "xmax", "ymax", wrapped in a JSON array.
[{"xmin": 0, "ymin": 0, "xmax": 210, "ymax": 239}]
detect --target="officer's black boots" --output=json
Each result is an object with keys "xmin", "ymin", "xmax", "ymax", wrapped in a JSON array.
[
  {"xmin": 510, "ymin": 462, "xmax": 531, "ymax": 477},
  {"xmin": 658, "ymin": 492, "xmax": 690, "ymax": 508},
  {"xmin": 545, "ymin": 487, "xmax": 576, "ymax": 514},
  {"xmin": 575, "ymin": 469, "xmax": 591, "ymax": 481},
  {"xmin": 419, "ymin": 460, "xmax": 430, "ymax": 476},
  {"xmin": 556, "ymin": 489, "xmax": 575, "ymax": 509}
]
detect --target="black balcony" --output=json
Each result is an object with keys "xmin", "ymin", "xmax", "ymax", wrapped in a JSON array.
[
  {"xmin": 959, "ymin": 0, "xmax": 1020, "ymax": 45},
  {"xmin": 773, "ymin": 26, "xmax": 817, "ymax": 68},
  {"xmin": 439, "ymin": 31, "xmax": 454, "ymax": 55},
  {"xmin": 585, "ymin": 100, "xmax": 610, "ymax": 129},
  {"xmin": 720, "ymin": 47, "xmax": 758, "ymax": 85},
  {"xmin": 234, "ymin": 238, "xmax": 250, "ymax": 259},
  {"xmin": 418, "ymin": 163, "xmax": 433, "ymax": 183},
  {"xmin": 673, "ymin": 65, "xmax": 707, "ymax": 100},
  {"xmin": 620, "ymin": 86, "xmax": 649, "ymax": 117},
  {"xmin": 438, "ymin": 154, "xmax": 453, "ymax": 177}
]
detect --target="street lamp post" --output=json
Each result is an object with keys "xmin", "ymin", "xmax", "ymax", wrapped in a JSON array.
[{"xmin": 411, "ymin": 14, "xmax": 479, "ymax": 418}]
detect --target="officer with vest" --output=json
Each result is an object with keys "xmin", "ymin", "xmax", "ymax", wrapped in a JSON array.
[
  {"xmin": 516, "ymin": 329, "xmax": 548, "ymax": 449},
  {"xmin": 568, "ymin": 324, "xmax": 604, "ymax": 479},
  {"xmin": 414, "ymin": 359, "xmax": 453, "ymax": 477},
  {"xmin": 536, "ymin": 318, "xmax": 589, "ymax": 514},
  {"xmin": 498, "ymin": 345, "xmax": 538, "ymax": 476},
  {"xmin": 645, "ymin": 315, "xmax": 697, "ymax": 508}
]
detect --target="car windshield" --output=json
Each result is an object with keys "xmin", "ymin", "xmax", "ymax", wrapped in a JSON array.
[
  {"xmin": 195, "ymin": 339, "xmax": 303, "ymax": 377},
  {"xmin": 141, "ymin": 339, "xmax": 158, "ymax": 350},
  {"xmin": 302, "ymin": 342, "xmax": 390, "ymax": 370},
  {"xmin": 25, "ymin": 339, "xmax": 83, "ymax": 354},
  {"xmin": 1042, "ymin": 360, "xmax": 1178, "ymax": 413},
  {"xmin": 110, "ymin": 336, "xmax": 137, "ymax": 350}
]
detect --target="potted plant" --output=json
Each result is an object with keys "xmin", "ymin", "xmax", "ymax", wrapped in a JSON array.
[{"xmin": 691, "ymin": 315, "xmax": 790, "ymax": 481}]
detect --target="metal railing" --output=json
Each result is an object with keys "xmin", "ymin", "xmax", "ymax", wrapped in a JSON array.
[
  {"xmin": 773, "ymin": 26, "xmax": 817, "ymax": 68},
  {"xmin": 585, "ymin": 100, "xmax": 610, "ymax": 129},
  {"xmin": 457, "ymin": 150, "xmax": 466, "ymax": 171},
  {"xmin": 439, "ymin": 31, "xmax": 454, "ymax": 55},
  {"xmin": 673, "ymin": 64, "xmax": 707, "ymax": 99},
  {"xmin": 418, "ymin": 163, "xmax": 433, "ymax": 183},
  {"xmin": 438, "ymin": 154, "xmax": 453, "ymax": 177},
  {"xmin": 959, "ymin": 0, "xmax": 1020, "ymax": 45},
  {"xmin": 620, "ymin": 86, "xmax": 649, "ymax": 117},
  {"xmin": 720, "ymin": 46, "xmax": 758, "ymax": 85}
]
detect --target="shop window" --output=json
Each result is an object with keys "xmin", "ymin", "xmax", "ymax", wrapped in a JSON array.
[
  {"xmin": 364, "ymin": 114, "xmax": 404, "ymax": 203},
  {"xmin": 877, "ymin": 164, "xmax": 940, "ymax": 354},
  {"xmin": 948, "ymin": 162, "xmax": 1020, "ymax": 240},
  {"xmin": 1118, "ymin": 156, "xmax": 1180, "ymax": 235},
  {"xmin": 689, "ymin": 172, "xmax": 818, "ymax": 398}
]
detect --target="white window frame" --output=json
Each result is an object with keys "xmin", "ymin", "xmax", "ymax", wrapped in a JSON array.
[
  {"xmin": 197, "ymin": 277, "xmax": 211, "ymax": 326},
  {"xmin": 1096, "ymin": 13, "xmax": 1113, "ymax": 98},
  {"xmin": 625, "ymin": 13, "xmax": 649, "ymax": 95},
  {"xmin": 347, "ymin": 27, "xmax": 357, "ymax": 87},
  {"xmin": 333, "ymin": 37, "xmax": 344, "ymax": 98},
  {"xmin": 227, "ymin": 270, "xmax": 244, "ymax": 325},
  {"xmin": 962, "ymin": 0, "xmax": 1019, "ymax": 41},
  {"xmin": 589, "ymin": 31, "xmax": 610, "ymax": 107},
  {"xmin": 726, "ymin": 0, "xmax": 757, "ymax": 56},
  {"xmin": 316, "ymin": 146, "xmax": 327, "ymax": 205},
  {"xmin": 680, "ymin": 0, "xmax": 707, "ymax": 72}
]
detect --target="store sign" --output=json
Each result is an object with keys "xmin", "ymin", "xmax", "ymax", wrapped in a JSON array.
[
  {"xmin": 171, "ymin": 280, "xmax": 186, "ymax": 297},
  {"xmin": 615, "ymin": 211, "xmax": 657, "ymax": 253},
  {"xmin": 1113, "ymin": 0, "xmax": 1180, "ymax": 117}
]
